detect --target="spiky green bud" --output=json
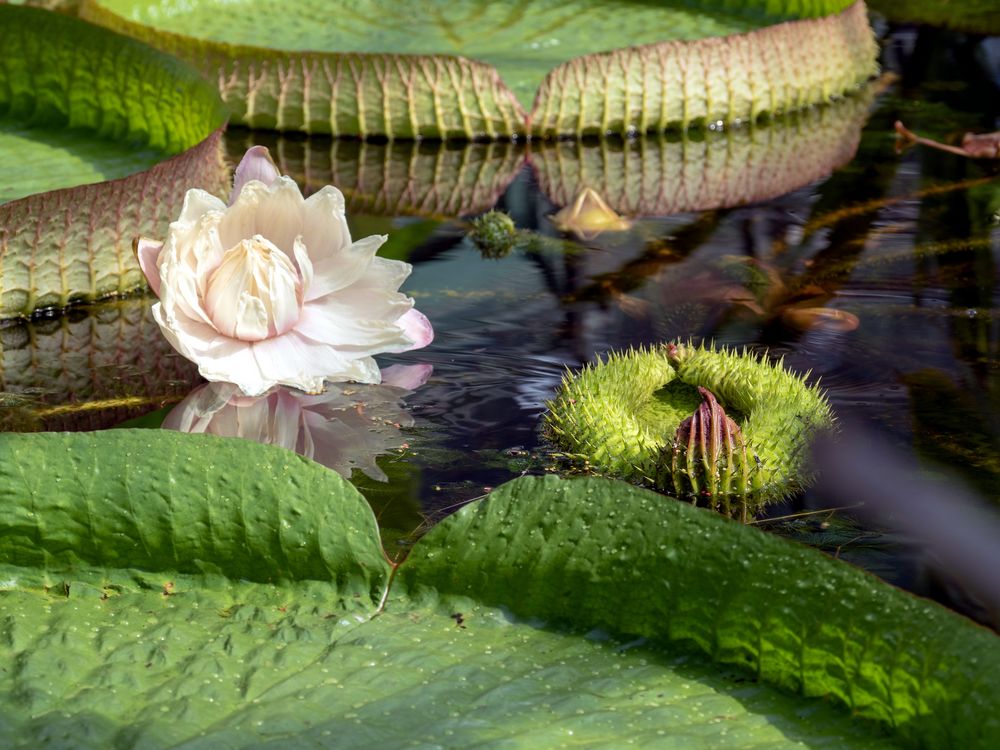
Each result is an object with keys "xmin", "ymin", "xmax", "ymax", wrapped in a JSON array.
[{"xmin": 544, "ymin": 342, "xmax": 834, "ymax": 519}]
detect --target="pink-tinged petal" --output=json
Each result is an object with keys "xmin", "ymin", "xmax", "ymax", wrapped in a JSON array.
[
  {"xmin": 301, "ymin": 185, "xmax": 351, "ymax": 263},
  {"xmin": 134, "ymin": 237, "xmax": 163, "ymax": 297},
  {"xmin": 397, "ymin": 308, "xmax": 434, "ymax": 351},
  {"xmin": 295, "ymin": 299, "xmax": 411, "ymax": 352},
  {"xmin": 176, "ymin": 188, "xmax": 226, "ymax": 226},
  {"xmin": 380, "ymin": 364, "xmax": 433, "ymax": 391},
  {"xmin": 230, "ymin": 145, "xmax": 281, "ymax": 205},
  {"xmin": 305, "ymin": 234, "xmax": 387, "ymax": 302}
]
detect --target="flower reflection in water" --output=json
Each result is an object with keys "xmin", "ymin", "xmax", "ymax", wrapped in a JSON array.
[{"xmin": 164, "ymin": 364, "xmax": 431, "ymax": 481}]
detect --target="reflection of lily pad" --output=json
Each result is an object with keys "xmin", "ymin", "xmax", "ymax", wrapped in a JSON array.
[
  {"xmin": 0, "ymin": 6, "xmax": 228, "ymax": 318},
  {"xmin": 0, "ymin": 435, "xmax": 994, "ymax": 747},
  {"xmin": 0, "ymin": 298, "xmax": 199, "ymax": 431},
  {"xmin": 533, "ymin": 90, "xmax": 873, "ymax": 216},
  {"xmin": 224, "ymin": 130, "xmax": 525, "ymax": 217},
  {"xmin": 223, "ymin": 90, "xmax": 871, "ymax": 219},
  {"xmin": 81, "ymin": 0, "xmax": 877, "ymax": 138}
]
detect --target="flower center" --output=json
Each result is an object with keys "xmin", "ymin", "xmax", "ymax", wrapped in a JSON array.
[{"xmin": 204, "ymin": 235, "xmax": 302, "ymax": 341}]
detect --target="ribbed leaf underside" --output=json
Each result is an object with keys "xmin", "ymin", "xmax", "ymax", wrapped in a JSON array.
[
  {"xmin": 530, "ymin": 0, "xmax": 877, "ymax": 136},
  {"xmin": 0, "ymin": 6, "xmax": 228, "ymax": 318},
  {"xmin": 80, "ymin": 0, "xmax": 878, "ymax": 138}
]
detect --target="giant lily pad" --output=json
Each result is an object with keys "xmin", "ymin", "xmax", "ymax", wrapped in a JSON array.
[
  {"xmin": 0, "ymin": 430, "xmax": 995, "ymax": 746},
  {"xmin": 0, "ymin": 6, "xmax": 228, "ymax": 318},
  {"xmin": 80, "ymin": 0, "xmax": 878, "ymax": 138}
]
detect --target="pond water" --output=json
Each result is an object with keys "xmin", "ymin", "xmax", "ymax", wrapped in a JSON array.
[{"xmin": 2, "ymin": 25, "xmax": 999, "ymax": 622}]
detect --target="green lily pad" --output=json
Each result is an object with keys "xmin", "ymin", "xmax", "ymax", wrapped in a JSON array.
[
  {"xmin": 0, "ymin": 431, "xmax": 994, "ymax": 747},
  {"xmin": 80, "ymin": 0, "xmax": 878, "ymax": 138},
  {"xmin": 0, "ymin": 6, "xmax": 228, "ymax": 317}
]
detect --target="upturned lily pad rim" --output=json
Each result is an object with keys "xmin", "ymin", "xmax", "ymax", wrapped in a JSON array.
[
  {"xmin": 0, "ymin": 5, "xmax": 229, "ymax": 318},
  {"xmin": 78, "ymin": 0, "xmax": 878, "ymax": 139}
]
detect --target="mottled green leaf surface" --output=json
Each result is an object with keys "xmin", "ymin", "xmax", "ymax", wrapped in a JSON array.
[
  {"xmin": 0, "ymin": 119, "xmax": 165, "ymax": 205},
  {"xmin": 81, "ymin": 0, "xmax": 877, "ymax": 137},
  {"xmin": 0, "ymin": 434, "xmax": 993, "ymax": 747},
  {"xmin": 0, "ymin": 431, "xmax": 390, "ymax": 587},
  {"xmin": 403, "ymin": 476, "xmax": 1000, "ymax": 749},
  {"xmin": 0, "ymin": 6, "xmax": 223, "ymax": 203}
]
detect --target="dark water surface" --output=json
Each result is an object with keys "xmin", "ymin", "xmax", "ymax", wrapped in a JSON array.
[{"xmin": 2, "ymin": 25, "xmax": 998, "ymax": 620}]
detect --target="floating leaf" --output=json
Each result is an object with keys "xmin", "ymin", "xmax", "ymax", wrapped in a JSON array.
[
  {"xmin": 0, "ymin": 6, "xmax": 228, "ymax": 318},
  {"xmin": 0, "ymin": 439, "xmax": 993, "ymax": 747},
  {"xmin": 80, "ymin": 0, "xmax": 877, "ymax": 138}
]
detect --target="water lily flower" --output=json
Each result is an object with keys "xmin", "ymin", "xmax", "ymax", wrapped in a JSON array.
[
  {"xmin": 135, "ymin": 146, "xmax": 433, "ymax": 396},
  {"xmin": 163, "ymin": 364, "xmax": 431, "ymax": 481}
]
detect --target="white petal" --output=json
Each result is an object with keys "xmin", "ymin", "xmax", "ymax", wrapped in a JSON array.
[
  {"xmin": 292, "ymin": 236, "xmax": 314, "ymax": 297},
  {"xmin": 203, "ymin": 236, "xmax": 302, "ymax": 340},
  {"xmin": 305, "ymin": 234, "xmax": 387, "ymax": 302},
  {"xmin": 198, "ymin": 339, "xmax": 276, "ymax": 397},
  {"xmin": 302, "ymin": 185, "xmax": 351, "ymax": 263},
  {"xmin": 219, "ymin": 177, "xmax": 305, "ymax": 255},
  {"xmin": 350, "ymin": 255, "xmax": 412, "ymax": 294},
  {"xmin": 252, "ymin": 331, "xmax": 380, "ymax": 391},
  {"xmin": 176, "ymin": 188, "xmax": 226, "ymax": 225},
  {"xmin": 230, "ymin": 146, "xmax": 281, "ymax": 205}
]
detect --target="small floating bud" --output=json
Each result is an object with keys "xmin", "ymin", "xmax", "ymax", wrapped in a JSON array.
[
  {"xmin": 469, "ymin": 210, "xmax": 518, "ymax": 259},
  {"xmin": 550, "ymin": 187, "xmax": 631, "ymax": 239}
]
